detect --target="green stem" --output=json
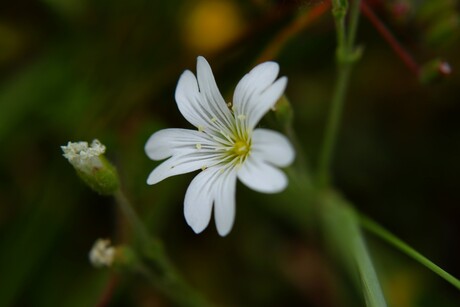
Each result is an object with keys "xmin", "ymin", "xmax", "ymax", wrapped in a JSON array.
[
  {"xmin": 114, "ymin": 189, "xmax": 210, "ymax": 306},
  {"xmin": 346, "ymin": 0, "xmax": 362, "ymax": 51},
  {"xmin": 138, "ymin": 246, "xmax": 210, "ymax": 307},
  {"xmin": 114, "ymin": 189, "xmax": 151, "ymax": 247},
  {"xmin": 359, "ymin": 215, "xmax": 460, "ymax": 290},
  {"xmin": 317, "ymin": 66, "xmax": 352, "ymax": 187},
  {"xmin": 317, "ymin": 0, "xmax": 361, "ymax": 188},
  {"xmin": 332, "ymin": 0, "xmax": 348, "ymax": 54}
]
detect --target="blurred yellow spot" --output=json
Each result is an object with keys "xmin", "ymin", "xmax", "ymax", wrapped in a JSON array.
[
  {"xmin": 0, "ymin": 23, "xmax": 26, "ymax": 64},
  {"xmin": 385, "ymin": 269, "xmax": 421, "ymax": 307},
  {"xmin": 182, "ymin": 0, "xmax": 244, "ymax": 53}
]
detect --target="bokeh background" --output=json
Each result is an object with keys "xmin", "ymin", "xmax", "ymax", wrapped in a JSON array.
[{"xmin": 1, "ymin": 0, "xmax": 459, "ymax": 306}]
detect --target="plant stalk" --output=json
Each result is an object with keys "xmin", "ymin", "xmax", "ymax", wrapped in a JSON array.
[
  {"xmin": 359, "ymin": 215, "xmax": 460, "ymax": 290},
  {"xmin": 317, "ymin": 0, "xmax": 362, "ymax": 187}
]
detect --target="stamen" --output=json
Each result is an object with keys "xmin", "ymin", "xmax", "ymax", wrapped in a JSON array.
[{"xmin": 196, "ymin": 143, "xmax": 202, "ymax": 150}]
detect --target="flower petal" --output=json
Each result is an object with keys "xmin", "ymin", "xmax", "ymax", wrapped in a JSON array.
[
  {"xmin": 184, "ymin": 167, "xmax": 221, "ymax": 234},
  {"xmin": 175, "ymin": 57, "xmax": 234, "ymax": 135},
  {"xmin": 145, "ymin": 128, "xmax": 216, "ymax": 160},
  {"xmin": 247, "ymin": 77, "xmax": 287, "ymax": 129},
  {"xmin": 233, "ymin": 62, "xmax": 279, "ymax": 115},
  {"xmin": 233, "ymin": 62, "xmax": 287, "ymax": 129},
  {"xmin": 237, "ymin": 157, "xmax": 288, "ymax": 193},
  {"xmin": 196, "ymin": 56, "xmax": 234, "ymax": 132},
  {"xmin": 147, "ymin": 152, "xmax": 219, "ymax": 185},
  {"xmin": 213, "ymin": 169, "xmax": 237, "ymax": 236},
  {"xmin": 175, "ymin": 70, "xmax": 210, "ymax": 129},
  {"xmin": 251, "ymin": 128, "xmax": 295, "ymax": 167}
]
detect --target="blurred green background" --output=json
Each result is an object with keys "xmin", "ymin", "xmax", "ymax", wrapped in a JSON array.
[{"xmin": 1, "ymin": 0, "xmax": 459, "ymax": 306}]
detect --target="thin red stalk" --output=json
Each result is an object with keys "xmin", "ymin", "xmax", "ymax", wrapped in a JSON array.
[
  {"xmin": 96, "ymin": 275, "xmax": 119, "ymax": 307},
  {"xmin": 361, "ymin": 0, "xmax": 420, "ymax": 75},
  {"xmin": 256, "ymin": 0, "xmax": 331, "ymax": 63}
]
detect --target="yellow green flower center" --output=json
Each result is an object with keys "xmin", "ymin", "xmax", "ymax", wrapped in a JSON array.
[
  {"xmin": 230, "ymin": 137, "xmax": 251, "ymax": 164},
  {"xmin": 233, "ymin": 140, "xmax": 250, "ymax": 156}
]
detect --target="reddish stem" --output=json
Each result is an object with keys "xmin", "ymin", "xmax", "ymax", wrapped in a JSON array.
[
  {"xmin": 96, "ymin": 275, "xmax": 119, "ymax": 307},
  {"xmin": 361, "ymin": 0, "xmax": 420, "ymax": 76},
  {"xmin": 256, "ymin": 0, "xmax": 331, "ymax": 63}
]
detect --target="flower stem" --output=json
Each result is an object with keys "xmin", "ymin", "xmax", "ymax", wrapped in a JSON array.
[
  {"xmin": 113, "ymin": 189, "xmax": 209, "ymax": 306},
  {"xmin": 347, "ymin": 0, "xmax": 362, "ymax": 50},
  {"xmin": 256, "ymin": 0, "xmax": 331, "ymax": 63},
  {"xmin": 360, "ymin": 1, "xmax": 419, "ymax": 76},
  {"xmin": 114, "ymin": 189, "xmax": 151, "ymax": 247},
  {"xmin": 359, "ymin": 214, "xmax": 460, "ymax": 290},
  {"xmin": 137, "ymin": 244, "xmax": 210, "ymax": 307},
  {"xmin": 317, "ymin": 66, "xmax": 352, "ymax": 187},
  {"xmin": 317, "ymin": 0, "xmax": 362, "ymax": 187}
]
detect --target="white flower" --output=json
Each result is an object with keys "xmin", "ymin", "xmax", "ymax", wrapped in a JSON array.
[
  {"xmin": 89, "ymin": 239, "xmax": 115, "ymax": 268},
  {"xmin": 145, "ymin": 56, "xmax": 295, "ymax": 236}
]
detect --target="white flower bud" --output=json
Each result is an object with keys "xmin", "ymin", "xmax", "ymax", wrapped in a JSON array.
[
  {"xmin": 61, "ymin": 139, "xmax": 119, "ymax": 195},
  {"xmin": 62, "ymin": 140, "xmax": 106, "ymax": 175},
  {"xmin": 89, "ymin": 239, "xmax": 115, "ymax": 268}
]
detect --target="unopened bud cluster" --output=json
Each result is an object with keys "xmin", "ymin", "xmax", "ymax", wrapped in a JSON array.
[
  {"xmin": 88, "ymin": 238, "xmax": 138, "ymax": 270},
  {"xmin": 89, "ymin": 239, "xmax": 116, "ymax": 268},
  {"xmin": 61, "ymin": 139, "xmax": 119, "ymax": 195},
  {"xmin": 419, "ymin": 58, "xmax": 452, "ymax": 84}
]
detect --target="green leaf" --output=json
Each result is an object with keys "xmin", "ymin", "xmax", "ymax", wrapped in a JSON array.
[{"xmin": 321, "ymin": 192, "xmax": 387, "ymax": 307}]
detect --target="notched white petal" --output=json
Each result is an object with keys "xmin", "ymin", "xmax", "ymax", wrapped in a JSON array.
[
  {"xmin": 145, "ymin": 128, "xmax": 214, "ymax": 160},
  {"xmin": 238, "ymin": 158, "xmax": 288, "ymax": 193},
  {"xmin": 214, "ymin": 170, "xmax": 237, "ymax": 236},
  {"xmin": 175, "ymin": 70, "xmax": 208, "ymax": 129},
  {"xmin": 251, "ymin": 128, "xmax": 295, "ymax": 167},
  {"xmin": 196, "ymin": 56, "xmax": 233, "ymax": 133},
  {"xmin": 246, "ymin": 76, "xmax": 287, "ymax": 129},
  {"xmin": 233, "ymin": 62, "xmax": 280, "ymax": 114},
  {"xmin": 147, "ymin": 153, "xmax": 218, "ymax": 185},
  {"xmin": 184, "ymin": 167, "xmax": 220, "ymax": 234}
]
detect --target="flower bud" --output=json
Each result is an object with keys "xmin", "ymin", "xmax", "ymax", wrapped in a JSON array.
[
  {"xmin": 61, "ymin": 139, "xmax": 119, "ymax": 195},
  {"xmin": 418, "ymin": 58, "xmax": 452, "ymax": 84},
  {"xmin": 88, "ymin": 239, "xmax": 139, "ymax": 270},
  {"xmin": 272, "ymin": 95, "xmax": 294, "ymax": 128},
  {"xmin": 89, "ymin": 239, "xmax": 116, "ymax": 268}
]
